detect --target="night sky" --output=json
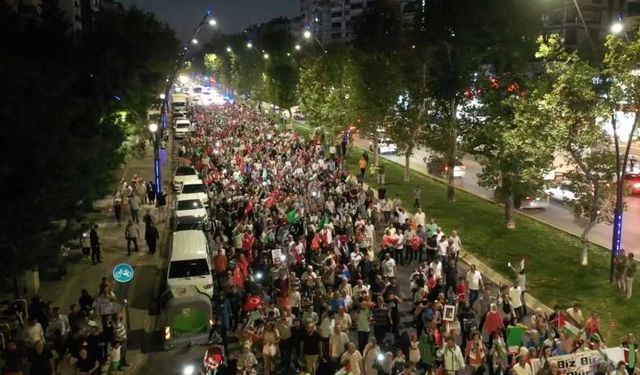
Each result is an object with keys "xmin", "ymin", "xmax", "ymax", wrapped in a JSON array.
[{"xmin": 119, "ymin": 0, "xmax": 300, "ymax": 42}]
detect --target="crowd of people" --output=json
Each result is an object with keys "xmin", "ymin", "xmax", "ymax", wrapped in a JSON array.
[
  {"xmin": 2, "ymin": 280, "xmax": 128, "ymax": 374},
  {"xmin": 173, "ymin": 102, "xmax": 630, "ymax": 375}
]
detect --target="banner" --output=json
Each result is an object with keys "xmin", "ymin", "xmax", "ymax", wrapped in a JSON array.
[{"xmin": 548, "ymin": 350, "xmax": 605, "ymax": 375}]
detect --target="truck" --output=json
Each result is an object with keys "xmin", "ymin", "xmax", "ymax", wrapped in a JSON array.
[{"xmin": 172, "ymin": 93, "xmax": 188, "ymax": 113}]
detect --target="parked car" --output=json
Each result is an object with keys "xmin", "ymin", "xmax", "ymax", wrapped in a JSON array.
[
  {"xmin": 174, "ymin": 119, "xmax": 191, "ymax": 139},
  {"xmin": 369, "ymin": 138, "xmax": 397, "ymax": 154},
  {"xmin": 426, "ymin": 156, "xmax": 466, "ymax": 178},
  {"xmin": 625, "ymin": 173, "xmax": 640, "ymax": 195},
  {"xmin": 517, "ymin": 190, "xmax": 551, "ymax": 209},
  {"xmin": 173, "ymin": 166, "xmax": 198, "ymax": 190},
  {"xmin": 178, "ymin": 180, "xmax": 210, "ymax": 206},
  {"xmin": 544, "ymin": 183, "xmax": 579, "ymax": 203},
  {"xmin": 494, "ymin": 189, "xmax": 550, "ymax": 210},
  {"xmin": 174, "ymin": 196, "xmax": 208, "ymax": 222}
]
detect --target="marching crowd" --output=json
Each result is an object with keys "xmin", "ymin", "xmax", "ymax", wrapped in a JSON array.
[
  {"xmin": 3, "ymin": 100, "xmax": 635, "ymax": 375},
  {"xmin": 175, "ymin": 102, "xmax": 633, "ymax": 375}
]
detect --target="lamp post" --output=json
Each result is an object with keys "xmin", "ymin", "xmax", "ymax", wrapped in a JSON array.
[
  {"xmin": 148, "ymin": 123, "xmax": 161, "ymax": 201},
  {"xmin": 608, "ymin": 23, "xmax": 636, "ymax": 281},
  {"xmin": 303, "ymin": 29, "xmax": 325, "ymax": 51},
  {"xmin": 158, "ymin": 8, "xmax": 217, "ymax": 200}
]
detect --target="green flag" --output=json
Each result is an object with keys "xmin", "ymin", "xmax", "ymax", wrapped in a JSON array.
[
  {"xmin": 507, "ymin": 325, "xmax": 526, "ymax": 353},
  {"xmin": 287, "ymin": 208, "xmax": 299, "ymax": 224},
  {"xmin": 318, "ymin": 214, "xmax": 330, "ymax": 230}
]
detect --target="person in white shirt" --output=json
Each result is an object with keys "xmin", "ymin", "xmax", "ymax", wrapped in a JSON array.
[
  {"xmin": 430, "ymin": 258, "xmax": 443, "ymax": 280},
  {"xmin": 320, "ymin": 312, "xmax": 336, "ymax": 341},
  {"xmin": 340, "ymin": 342, "xmax": 363, "ymax": 375},
  {"xmin": 441, "ymin": 336, "xmax": 465, "ymax": 374},
  {"xmin": 465, "ymin": 265, "xmax": 484, "ymax": 309},
  {"xmin": 382, "ymin": 253, "xmax": 397, "ymax": 278},
  {"xmin": 509, "ymin": 281, "xmax": 524, "ymax": 321},
  {"xmin": 352, "ymin": 279, "xmax": 370, "ymax": 300},
  {"xmin": 329, "ymin": 325, "xmax": 350, "ymax": 364},
  {"xmin": 23, "ymin": 318, "xmax": 45, "ymax": 347},
  {"xmin": 414, "ymin": 207, "xmax": 426, "ymax": 228},
  {"xmin": 335, "ymin": 306, "xmax": 352, "ymax": 332},
  {"xmin": 365, "ymin": 220, "xmax": 375, "ymax": 249},
  {"xmin": 512, "ymin": 348, "xmax": 534, "ymax": 375}
]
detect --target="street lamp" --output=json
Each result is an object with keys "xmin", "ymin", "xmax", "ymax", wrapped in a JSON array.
[
  {"xmin": 191, "ymin": 38, "xmax": 198, "ymax": 45},
  {"xmin": 263, "ymin": 53, "xmax": 269, "ymax": 60},
  {"xmin": 303, "ymin": 30, "xmax": 312, "ymax": 39},
  {"xmin": 294, "ymin": 44, "xmax": 301, "ymax": 51},
  {"xmin": 611, "ymin": 22, "xmax": 624, "ymax": 34},
  {"xmin": 148, "ymin": 123, "xmax": 161, "ymax": 201},
  {"xmin": 208, "ymin": 18, "xmax": 217, "ymax": 26},
  {"xmin": 159, "ymin": 93, "xmax": 165, "ymax": 100},
  {"xmin": 226, "ymin": 46, "xmax": 232, "ymax": 53},
  {"xmin": 246, "ymin": 42, "xmax": 253, "ymax": 49}
]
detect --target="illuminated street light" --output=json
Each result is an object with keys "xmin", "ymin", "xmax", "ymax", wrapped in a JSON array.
[
  {"xmin": 303, "ymin": 30, "xmax": 312, "ymax": 39},
  {"xmin": 226, "ymin": 46, "xmax": 232, "ymax": 53},
  {"xmin": 611, "ymin": 22, "xmax": 624, "ymax": 34},
  {"xmin": 148, "ymin": 123, "xmax": 158, "ymax": 133},
  {"xmin": 263, "ymin": 53, "xmax": 269, "ymax": 60},
  {"xmin": 295, "ymin": 44, "xmax": 301, "ymax": 51},
  {"xmin": 191, "ymin": 38, "xmax": 198, "ymax": 45},
  {"xmin": 159, "ymin": 93, "xmax": 165, "ymax": 100},
  {"xmin": 208, "ymin": 18, "xmax": 217, "ymax": 26},
  {"xmin": 246, "ymin": 42, "xmax": 253, "ymax": 49}
]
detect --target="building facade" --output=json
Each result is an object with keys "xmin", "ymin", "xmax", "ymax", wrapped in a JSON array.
[
  {"xmin": 300, "ymin": 0, "xmax": 422, "ymax": 44},
  {"xmin": 543, "ymin": 0, "xmax": 629, "ymax": 51}
]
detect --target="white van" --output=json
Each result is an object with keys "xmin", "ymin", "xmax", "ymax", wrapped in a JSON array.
[
  {"xmin": 174, "ymin": 119, "xmax": 191, "ymax": 139},
  {"xmin": 167, "ymin": 230, "xmax": 213, "ymax": 298}
]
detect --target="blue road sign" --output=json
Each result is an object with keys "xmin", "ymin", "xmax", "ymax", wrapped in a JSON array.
[{"xmin": 113, "ymin": 263, "xmax": 134, "ymax": 283}]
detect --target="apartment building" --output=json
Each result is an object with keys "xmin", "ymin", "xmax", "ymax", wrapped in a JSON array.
[
  {"xmin": 543, "ymin": 0, "xmax": 627, "ymax": 51},
  {"xmin": 300, "ymin": 0, "xmax": 422, "ymax": 44}
]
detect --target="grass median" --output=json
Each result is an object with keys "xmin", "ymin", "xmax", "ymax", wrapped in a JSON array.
[{"xmin": 293, "ymin": 122, "xmax": 636, "ymax": 343}]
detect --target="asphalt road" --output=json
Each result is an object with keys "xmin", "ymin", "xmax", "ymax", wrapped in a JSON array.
[{"xmin": 353, "ymin": 137, "xmax": 640, "ymax": 256}]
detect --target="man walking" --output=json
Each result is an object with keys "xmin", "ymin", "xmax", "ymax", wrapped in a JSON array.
[
  {"xmin": 625, "ymin": 253, "xmax": 637, "ymax": 300},
  {"xmin": 145, "ymin": 222, "xmax": 159, "ymax": 255},
  {"xmin": 412, "ymin": 186, "xmax": 422, "ymax": 209},
  {"xmin": 89, "ymin": 224, "xmax": 101, "ymax": 265},
  {"xmin": 125, "ymin": 220, "xmax": 140, "ymax": 256},
  {"xmin": 465, "ymin": 264, "xmax": 484, "ymax": 310},
  {"xmin": 129, "ymin": 194, "xmax": 141, "ymax": 223}
]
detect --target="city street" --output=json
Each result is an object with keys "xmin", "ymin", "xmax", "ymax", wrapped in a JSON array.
[{"xmin": 353, "ymin": 136, "xmax": 640, "ymax": 256}]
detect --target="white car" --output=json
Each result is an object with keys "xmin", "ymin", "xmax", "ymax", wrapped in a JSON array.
[
  {"xmin": 174, "ymin": 119, "xmax": 191, "ymax": 139},
  {"xmin": 173, "ymin": 166, "xmax": 198, "ymax": 190},
  {"xmin": 178, "ymin": 180, "xmax": 210, "ymax": 206},
  {"xmin": 518, "ymin": 191, "xmax": 551, "ymax": 209},
  {"xmin": 545, "ymin": 183, "xmax": 579, "ymax": 203},
  {"xmin": 369, "ymin": 138, "xmax": 397, "ymax": 154},
  {"xmin": 174, "ymin": 196, "xmax": 208, "ymax": 221}
]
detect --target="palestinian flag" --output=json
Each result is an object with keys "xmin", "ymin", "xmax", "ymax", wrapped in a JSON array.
[
  {"xmin": 318, "ymin": 214, "xmax": 330, "ymax": 230},
  {"xmin": 287, "ymin": 208, "xmax": 299, "ymax": 224},
  {"xmin": 507, "ymin": 325, "xmax": 526, "ymax": 354},
  {"xmin": 551, "ymin": 313, "xmax": 581, "ymax": 337}
]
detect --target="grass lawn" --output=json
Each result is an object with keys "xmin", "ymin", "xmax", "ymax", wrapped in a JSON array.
[{"xmin": 293, "ymin": 122, "xmax": 637, "ymax": 343}]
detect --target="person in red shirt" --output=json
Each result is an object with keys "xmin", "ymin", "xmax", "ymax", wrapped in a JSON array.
[
  {"xmin": 456, "ymin": 277, "xmax": 467, "ymax": 304},
  {"xmin": 242, "ymin": 230, "xmax": 255, "ymax": 264}
]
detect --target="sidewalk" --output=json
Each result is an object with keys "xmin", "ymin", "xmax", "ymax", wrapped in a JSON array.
[{"xmin": 33, "ymin": 145, "xmax": 171, "ymax": 374}]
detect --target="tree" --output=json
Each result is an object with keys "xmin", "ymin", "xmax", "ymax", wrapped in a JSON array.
[
  {"xmin": 204, "ymin": 53, "xmax": 233, "ymax": 88},
  {"xmin": 602, "ymin": 30, "xmax": 640, "ymax": 278},
  {"xmin": 0, "ymin": 2, "xmax": 178, "ymax": 289},
  {"xmin": 532, "ymin": 35, "xmax": 617, "ymax": 265},
  {"xmin": 299, "ymin": 47, "xmax": 358, "ymax": 141},
  {"xmin": 420, "ymin": 0, "xmax": 543, "ymax": 202},
  {"xmin": 465, "ymin": 73, "xmax": 556, "ymax": 229},
  {"xmin": 265, "ymin": 58, "xmax": 298, "ymax": 120}
]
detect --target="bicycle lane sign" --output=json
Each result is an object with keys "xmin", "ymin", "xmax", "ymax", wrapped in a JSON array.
[{"xmin": 113, "ymin": 263, "xmax": 135, "ymax": 283}]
